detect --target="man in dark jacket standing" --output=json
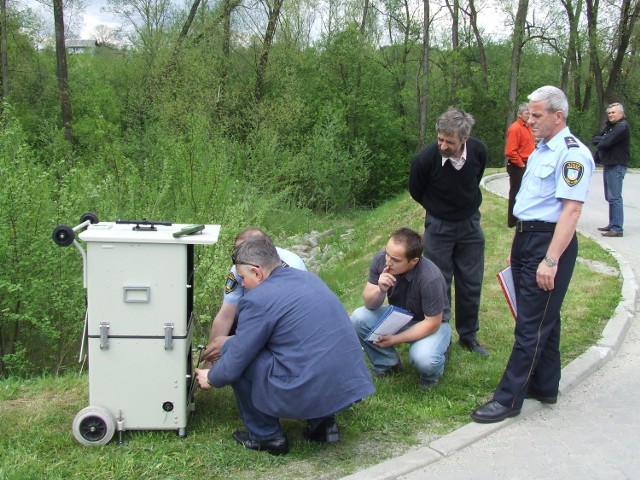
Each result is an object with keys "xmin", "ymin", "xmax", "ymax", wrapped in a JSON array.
[
  {"xmin": 195, "ymin": 236, "xmax": 375, "ymax": 455},
  {"xmin": 593, "ymin": 102, "xmax": 631, "ymax": 237},
  {"xmin": 408, "ymin": 107, "xmax": 488, "ymax": 357}
]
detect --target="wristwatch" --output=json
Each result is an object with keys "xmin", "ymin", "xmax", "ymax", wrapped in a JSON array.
[{"xmin": 544, "ymin": 256, "xmax": 558, "ymax": 267}]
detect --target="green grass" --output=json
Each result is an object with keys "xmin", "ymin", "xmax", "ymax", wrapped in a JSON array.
[{"xmin": 0, "ymin": 175, "xmax": 621, "ymax": 480}]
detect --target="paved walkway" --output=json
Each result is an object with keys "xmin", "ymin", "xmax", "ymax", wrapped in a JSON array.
[{"xmin": 343, "ymin": 169, "xmax": 639, "ymax": 480}]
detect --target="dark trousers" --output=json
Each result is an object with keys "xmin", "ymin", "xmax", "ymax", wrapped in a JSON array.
[
  {"xmin": 423, "ymin": 211, "xmax": 485, "ymax": 342},
  {"xmin": 507, "ymin": 162, "xmax": 526, "ymax": 228},
  {"xmin": 493, "ymin": 231, "xmax": 578, "ymax": 410}
]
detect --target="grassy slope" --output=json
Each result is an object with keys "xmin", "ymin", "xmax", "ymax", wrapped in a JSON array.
[{"xmin": 0, "ymin": 180, "xmax": 621, "ymax": 480}]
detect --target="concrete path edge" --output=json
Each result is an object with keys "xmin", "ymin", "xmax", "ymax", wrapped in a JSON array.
[{"xmin": 340, "ymin": 173, "xmax": 638, "ymax": 480}]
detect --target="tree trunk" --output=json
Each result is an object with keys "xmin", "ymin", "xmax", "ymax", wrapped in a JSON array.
[
  {"xmin": 417, "ymin": 0, "xmax": 430, "ymax": 148},
  {"xmin": 254, "ymin": 0, "xmax": 284, "ymax": 102},
  {"xmin": 602, "ymin": 0, "xmax": 640, "ymax": 109},
  {"xmin": 222, "ymin": 0, "xmax": 242, "ymax": 59},
  {"xmin": 506, "ymin": 0, "xmax": 529, "ymax": 132},
  {"xmin": 179, "ymin": 0, "xmax": 202, "ymax": 39},
  {"xmin": 351, "ymin": 0, "xmax": 369, "ymax": 138},
  {"xmin": 220, "ymin": 0, "xmax": 242, "ymax": 91},
  {"xmin": 1, "ymin": 0, "xmax": 9, "ymax": 100},
  {"xmin": 585, "ymin": 0, "xmax": 604, "ymax": 113},
  {"xmin": 560, "ymin": 0, "xmax": 584, "ymax": 110},
  {"xmin": 466, "ymin": 0, "xmax": 488, "ymax": 87},
  {"xmin": 53, "ymin": 0, "xmax": 73, "ymax": 143},
  {"xmin": 445, "ymin": 0, "xmax": 459, "ymax": 91},
  {"xmin": 587, "ymin": 0, "xmax": 640, "ymax": 122}
]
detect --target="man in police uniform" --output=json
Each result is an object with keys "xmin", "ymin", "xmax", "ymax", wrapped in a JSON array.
[
  {"xmin": 471, "ymin": 86, "xmax": 595, "ymax": 423},
  {"xmin": 202, "ymin": 227, "xmax": 306, "ymax": 364}
]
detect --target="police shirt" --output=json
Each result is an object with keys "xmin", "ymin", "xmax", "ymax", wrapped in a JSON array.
[
  {"xmin": 223, "ymin": 246, "xmax": 307, "ymax": 304},
  {"xmin": 514, "ymin": 126, "xmax": 594, "ymax": 223}
]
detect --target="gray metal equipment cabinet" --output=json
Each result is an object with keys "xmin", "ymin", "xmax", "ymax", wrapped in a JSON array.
[{"xmin": 53, "ymin": 216, "xmax": 220, "ymax": 445}]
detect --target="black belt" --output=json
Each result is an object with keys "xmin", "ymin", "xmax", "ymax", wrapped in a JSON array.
[{"xmin": 516, "ymin": 220, "xmax": 556, "ymax": 233}]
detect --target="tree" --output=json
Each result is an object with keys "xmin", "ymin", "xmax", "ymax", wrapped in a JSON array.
[
  {"xmin": 464, "ymin": 0, "xmax": 488, "ymax": 87},
  {"xmin": 559, "ymin": 0, "xmax": 584, "ymax": 109},
  {"xmin": 53, "ymin": 0, "xmax": 73, "ymax": 142},
  {"xmin": 1, "ymin": 0, "xmax": 8, "ymax": 101},
  {"xmin": 92, "ymin": 24, "xmax": 120, "ymax": 47},
  {"xmin": 586, "ymin": 0, "xmax": 640, "ymax": 121},
  {"xmin": 254, "ymin": 0, "xmax": 284, "ymax": 101},
  {"xmin": 221, "ymin": 0, "xmax": 242, "ymax": 75},
  {"xmin": 506, "ymin": 0, "xmax": 530, "ymax": 130},
  {"xmin": 444, "ymin": 0, "xmax": 460, "ymax": 91},
  {"xmin": 417, "ymin": 0, "xmax": 431, "ymax": 147},
  {"xmin": 106, "ymin": 0, "xmax": 174, "ymax": 62}
]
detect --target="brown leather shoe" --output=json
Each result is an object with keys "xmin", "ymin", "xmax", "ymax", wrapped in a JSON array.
[
  {"xmin": 597, "ymin": 226, "xmax": 611, "ymax": 231},
  {"xmin": 601, "ymin": 231, "xmax": 623, "ymax": 237}
]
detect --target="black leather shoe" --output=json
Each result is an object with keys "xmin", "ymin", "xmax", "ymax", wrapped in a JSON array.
[
  {"xmin": 525, "ymin": 392, "xmax": 558, "ymax": 404},
  {"xmin": 370, "ymin": 362, "xmax": 403, "ymax": 377},
  {"xmin": 458, "ymin": 338, "xmax": 489, "ymax": 357},
  {"xmin": 471, "ymin": 400, "xmax": 521, "ymax": 423},
  {"xmin": 303, "ymin": 416, "xmax": 340, "ymax": 443},
  {"xmin": 417, "ymin": 378, "xmax": 438, "ymax": 389},
  {"xmin": 597, "ymin": 225, "xmax": 611, "ymax": 231},
  {"xmin": 232, "ymin": 429, "xmax": 289, "ymax": 455}
]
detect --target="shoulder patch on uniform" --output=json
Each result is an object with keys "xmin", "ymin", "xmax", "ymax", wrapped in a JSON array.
[
  {"xmin": 281, "ymin": 260, "xmax": 290, "ymax": 268},
  {"xmin": 225, "ymin": 272, "xmax": 238, "ymax": 294},
  {"xmin": 564, "ymin": 136, "xmax": 579, "ymax": 148},
  {"xmin": 563, "ymin": 161, "xmax": 584, "ymax": 187}
]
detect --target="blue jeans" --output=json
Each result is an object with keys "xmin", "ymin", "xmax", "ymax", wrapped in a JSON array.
[
  {"xmin": 351, "ymin": 306, "xmax": 452, "ymax": 382},
  {"xmin": 603, "ymin": 164, "xmax": 627, "ymax": 233}
]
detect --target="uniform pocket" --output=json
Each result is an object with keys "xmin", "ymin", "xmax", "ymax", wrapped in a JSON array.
[{"xmin": 534, "ymin": 163, "xmax": 556, "ymax": 197}]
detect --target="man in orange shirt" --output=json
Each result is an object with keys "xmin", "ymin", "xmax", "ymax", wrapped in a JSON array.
[{"xmin": 505, "ymin": 103, "xmax": 535, "ymax": 227}]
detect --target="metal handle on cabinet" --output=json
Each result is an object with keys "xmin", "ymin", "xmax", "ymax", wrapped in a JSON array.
[{"xmin": 164, "ymin": 323, "xmax": 174, "ymax": 350}]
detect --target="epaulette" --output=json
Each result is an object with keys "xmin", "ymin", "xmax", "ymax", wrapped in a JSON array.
[{"xmin": 564, "ymin": 136, "xmax": 579, "ymax": 148}]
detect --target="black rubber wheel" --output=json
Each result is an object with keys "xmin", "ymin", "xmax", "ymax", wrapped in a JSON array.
[
  {"xmin": 72, "ymin": 406, "xmax": 116, "ymax": 446},
  {"xmin": 52, "ymin": 225, "xmax": 75, "ymax": 247},
  {"xmin": 80, "ymin": 212, "xmax": 99, "ymax": 225}
]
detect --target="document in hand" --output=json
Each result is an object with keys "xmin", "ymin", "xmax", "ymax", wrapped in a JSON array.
[
  {"xmin": 365, "ymin": 305, "xmax": 414, "ymax": 342},
  {"xmin": 497, "ymin": 266, "xmax": 517, "ymax": 320}
]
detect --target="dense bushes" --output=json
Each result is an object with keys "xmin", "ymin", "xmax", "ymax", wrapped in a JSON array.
[{"xmin": 1, "ymin": 1, "xmax": 639, "ymax": 376}]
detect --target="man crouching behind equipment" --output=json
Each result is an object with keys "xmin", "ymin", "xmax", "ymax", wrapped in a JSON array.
[{"xmin": 196, "ymin": 236, "xmax": 375, "ymax": 455}]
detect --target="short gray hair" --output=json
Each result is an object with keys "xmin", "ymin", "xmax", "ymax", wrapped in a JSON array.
[
  {"xmin": 234, "ymin": 236, "xmax": 281, "ymax": 273},
  {"xmin": 528, "ymin": 86, "xmax": 569, "ymax": 119},
  {"xmin": 608, "ymin": 102, "xmax": 625, "ymax": 115},
  {"xmin": 436, "ymin": 107, "xmax": 475, "ymax": 139},
  {"xmin": 517, "ymin": 103, "xmax": 529, "ymax": 115}
]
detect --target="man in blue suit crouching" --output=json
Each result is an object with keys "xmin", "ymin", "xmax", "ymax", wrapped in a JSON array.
[{"xmin": 196, "ymin": 236, "xmax": 375, "ymax": 455}]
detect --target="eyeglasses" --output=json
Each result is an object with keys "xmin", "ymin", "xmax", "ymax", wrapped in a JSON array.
[{"xmin": 231, "ymin": 252, "xmax": 261, "ymax": 269}]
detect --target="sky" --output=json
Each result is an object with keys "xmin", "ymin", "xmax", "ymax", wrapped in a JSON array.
[
  {"xmin": 25, "ymin": 0, "xmax": 508, "ymax": 42},
  {"xmin": 24, "ymin": 0, "xmax": 122, "ymax": 39},
  {"xmin": 80, "ymin": 1, "xmax": 120, "ymax": 38}
]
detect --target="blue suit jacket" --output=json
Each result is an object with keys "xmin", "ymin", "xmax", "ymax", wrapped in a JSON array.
[{"xmin": 209, "ymin": 267, "xmax": 375, "ymax": 419}]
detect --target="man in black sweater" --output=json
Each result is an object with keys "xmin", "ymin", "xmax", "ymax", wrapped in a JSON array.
[{"xmin": 408, "ymin": 107, "xmax": 488, "ymax": 357}]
